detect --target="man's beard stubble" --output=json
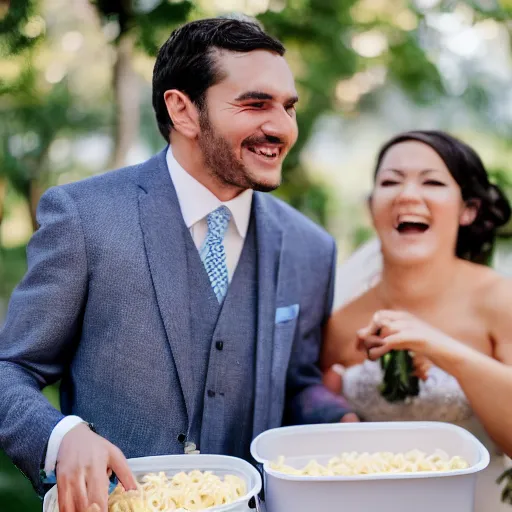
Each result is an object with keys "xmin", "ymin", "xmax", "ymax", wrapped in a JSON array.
[{"xmin": 197, "ymin": 110, "xmax": 281, "ymax": 193}]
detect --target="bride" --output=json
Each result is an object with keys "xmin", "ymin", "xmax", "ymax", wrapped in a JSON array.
[{"xmin": 321, "ymin": 130, "xmax": 512, "ymax": 511}]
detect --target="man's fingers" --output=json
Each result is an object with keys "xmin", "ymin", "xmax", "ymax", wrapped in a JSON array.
[
  {"xmin": 73, "ymin": 477, "xmax": 89, "ymax": 512},
  {"xmin": 57, "ymin": 471, "xmax": 77, "ymax": 512},
  {"xmin": 86, "ymin": 505, "xmax": 101, "ymax": 512},
  {"xmin": 86, "ymin": 468, "xmax": 110, "ymax": 512},
  {"xmin": 109, "ymin": 446, "xmax": 137, "ymax": 491}
]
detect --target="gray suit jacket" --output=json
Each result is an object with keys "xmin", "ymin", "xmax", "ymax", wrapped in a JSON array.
[{"xmin": 0, "ymin": 149, "xmax": 351, "ymax": 493}]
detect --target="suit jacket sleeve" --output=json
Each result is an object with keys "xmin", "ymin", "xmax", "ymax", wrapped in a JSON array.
[
  {"xmin": 0, "ymin": 186, "xmax": 88, "ymax": 493},
  {"xmin": 284, "ymin": 238, "xmax": 354, "ymax": 424}
]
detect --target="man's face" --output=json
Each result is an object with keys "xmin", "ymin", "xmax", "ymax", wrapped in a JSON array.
[{"xmin": 197, "ymin": 49, "xmax": 299, "ymax": 192}]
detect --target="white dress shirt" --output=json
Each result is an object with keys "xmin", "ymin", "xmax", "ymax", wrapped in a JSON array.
[
  {"xmin": 43, "ymin": 147, "xmax": 253, "ymax": 472},
  {"xmin": 166, "ymin": 146, "xmax": 253, "ymax": 280}
]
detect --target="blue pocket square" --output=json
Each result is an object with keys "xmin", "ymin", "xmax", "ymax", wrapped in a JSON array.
[{"xmin": 275, "ymin": 304, "xmax": 299, "ymax": 324}]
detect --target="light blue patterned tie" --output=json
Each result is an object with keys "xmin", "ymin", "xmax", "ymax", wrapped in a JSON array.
[{"xmin": 201, "ymin": 205, "xmax": 231, "ymax": 302}]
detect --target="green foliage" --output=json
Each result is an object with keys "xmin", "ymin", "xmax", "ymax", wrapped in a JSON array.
[
  {"xmin": 0, "ymin": 0, "xmax": 41, "ymax": 56},
  {"xmin": 0, "ymin": 449, "xmax": 41, "ymax": 512},
  {"xmin": 0, "ymin": 244, "xmax": 27, "ymax": 299},
  {"xmin": 1, "ymin": 76, "xmax": 106, "ymax": 198},
  {"xmin": 136, "ymin": 1, "xmax": 194, "ymax": 56},
  {"xmin": 91, "ymin": 0, "xmax": 193, "ymax": 54}
]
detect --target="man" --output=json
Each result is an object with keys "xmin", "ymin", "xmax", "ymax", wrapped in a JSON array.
[{"xmin": 0, "ymin": 17, "xmax": 356, "ymax": 512}]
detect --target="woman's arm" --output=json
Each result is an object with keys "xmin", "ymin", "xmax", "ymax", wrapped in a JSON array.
[
  {"xmin": 448, "ymin": 345, "xmax": 512, "ymax": 457},
  {"xmin": 321, "ymin": 299, "xmax": 370, "ymax": 371},
  {"xmin": 359, "ymin": 303, "xmax": 512, "ymax": 457}
]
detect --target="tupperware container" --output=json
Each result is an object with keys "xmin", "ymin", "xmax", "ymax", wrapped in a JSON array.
[
  {"xmin": 251, "ymin": 421, "xmax": 490, "ymax": 512},
  {"xmin": 43, "ymin": 453, "xmax": 262, "ymax": 512}
]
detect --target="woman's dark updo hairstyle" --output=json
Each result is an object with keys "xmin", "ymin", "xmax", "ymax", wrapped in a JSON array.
[{"xmin": 373, "ymin": 130, "xmax": 511, "ymax": 264}]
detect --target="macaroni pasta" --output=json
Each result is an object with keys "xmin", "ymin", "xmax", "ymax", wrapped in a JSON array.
[
  {"xmin": 108, "ymin": 470, "xmax": 247, "ymax": 512},
  {"xmin": 270, "ymin": 449, "xmax": 469, "ymax": 476}
]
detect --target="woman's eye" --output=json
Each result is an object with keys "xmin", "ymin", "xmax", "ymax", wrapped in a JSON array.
[
  {"xmin": 380, "ymin": 180, "xmax": 399, "ymax": 186},
  {"xmin": 424, "ymin": 180, "xmax": 445, "ymax": 186}
]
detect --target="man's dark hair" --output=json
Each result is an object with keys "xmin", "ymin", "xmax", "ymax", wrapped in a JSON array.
[{"xmin": 152, "ymin": 17, "xmax": 285, "ymax": 141}]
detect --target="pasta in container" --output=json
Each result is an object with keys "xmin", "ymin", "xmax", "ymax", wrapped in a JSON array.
[
  {"xmin": 270, "ymin": 449, "xmax": 470, "ymax": 477},
  {"xmin": 43, "ymin": 454, "xmax": 262, "ymax": 512},
  {"xmin": 108, "ymin": 469, "xmax": 247, "ymax": 511},
  {"xmin": 251, "ymin": 422, "xmax": 490, "ymax": 512}
]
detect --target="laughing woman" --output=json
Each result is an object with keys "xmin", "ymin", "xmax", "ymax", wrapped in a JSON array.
[{"xmin": 321, "ymin": 130, "xmax": 512, "ymax": 511}]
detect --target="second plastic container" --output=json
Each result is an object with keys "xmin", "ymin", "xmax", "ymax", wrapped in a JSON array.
[{"xmin": 251, "ymin": 421, "xmax": 490, "ymax": 512}]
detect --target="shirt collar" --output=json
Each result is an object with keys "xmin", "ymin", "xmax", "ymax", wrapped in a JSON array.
[{"xmin": 166, "ymin": 146, "xmax": 253, "ymax": 238}]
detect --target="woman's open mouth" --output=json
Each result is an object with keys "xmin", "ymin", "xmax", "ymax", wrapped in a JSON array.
[{"xmin": 394, "ymin": 215, "xmax": 430, "ymax": 235}]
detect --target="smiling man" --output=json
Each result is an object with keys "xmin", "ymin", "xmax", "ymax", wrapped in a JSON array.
[{"xmin": 0, "ymin": 17, "xmax": 355, "ymax": 512}]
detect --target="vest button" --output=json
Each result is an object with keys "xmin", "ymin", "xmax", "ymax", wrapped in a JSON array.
[
  {"xmin": 177, "ymin": 433, "xmax": 186, "ymax": 443},
  {"xmin": 207, "ymin": 389, "xmax": 216, "ymax": 398},
  {"xmin": 215, "ymin": 341, "xmax": 224, "ymax": 351}
]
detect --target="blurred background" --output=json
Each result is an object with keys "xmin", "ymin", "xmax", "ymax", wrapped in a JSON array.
[{"xmin": 1, "ymin": 0, "xmax": 512, "ymax": 508}]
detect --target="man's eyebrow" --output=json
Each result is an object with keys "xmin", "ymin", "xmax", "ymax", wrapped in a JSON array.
[
  {"xmin": 234, "ymin": 91, "xmax": 274, "ymax": 102},
  {"xmin": 234, "ymin": 92, "xmax": 299, "ymax": 104}
]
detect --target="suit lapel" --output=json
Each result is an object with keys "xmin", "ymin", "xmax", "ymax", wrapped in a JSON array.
[
  {"xmin": 252, "ymin": 193, "xmax": 283, "ymax": 437},
  {"xmin": 137, "ymin": 149, "xmax": 194, "ymax": 428}
]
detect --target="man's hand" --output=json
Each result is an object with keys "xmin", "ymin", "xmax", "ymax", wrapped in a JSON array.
[{"xmin": 56, "ymin": 423, "xmax": 137, "ymax": 512}]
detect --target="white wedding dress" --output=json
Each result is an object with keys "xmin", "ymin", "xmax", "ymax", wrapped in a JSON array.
[{"xmin": 334, "ymin": 238, "xmax": 510, "ymax": 512}]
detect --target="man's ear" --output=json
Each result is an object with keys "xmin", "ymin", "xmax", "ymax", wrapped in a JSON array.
[
  {"xmin": 164, "ymin": 89, "xmax": 201, "ymax": 139},
  {"xmin": 460, "ymin": 199, "xmax": 480, "ymax": 226}
]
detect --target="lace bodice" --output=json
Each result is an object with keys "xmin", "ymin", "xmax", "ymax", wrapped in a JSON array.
[{"xmin": 342, "ymin": 359, "xmax": 472, "ymax": 423}]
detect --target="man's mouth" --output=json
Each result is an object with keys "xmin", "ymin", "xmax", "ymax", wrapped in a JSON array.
[
  {"xmin": 394, "ymin": 215, "xmax": 430, "ymax": 234},
  {"xmin": 245, "ymin": 144, "xmax": 281, "ymax": 160}
]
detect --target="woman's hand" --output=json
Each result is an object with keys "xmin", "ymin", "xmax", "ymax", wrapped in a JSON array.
[
  {"xmin": 412, "ymin": 352, "xmax": 432, "ymax": 381},
  {"xmin": 357, "ymin": 310, "xmax": 461, "ymax": 367}
]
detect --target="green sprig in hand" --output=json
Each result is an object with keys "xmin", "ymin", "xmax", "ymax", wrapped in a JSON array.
[
  {"xmin": 357, "ymin": 311, "xmax": 442, "ymax": 403},
  {"xmin": 379, "ymin": 349, "xmax": 420, "ymax": 403}
]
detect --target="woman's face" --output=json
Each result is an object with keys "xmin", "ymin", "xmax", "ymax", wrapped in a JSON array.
[{"xmin": 371, "ymin": 140, "xmax": 475, "ymax": 265}]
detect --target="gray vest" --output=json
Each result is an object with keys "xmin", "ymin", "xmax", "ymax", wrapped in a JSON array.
[{"xmin": 185, "ymin": 214, "xmax": 258, "ymax": 460}]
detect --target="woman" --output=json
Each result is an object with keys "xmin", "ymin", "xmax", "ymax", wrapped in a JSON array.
[{"xmin": 321, "ymin": 130, "xmax": 512, "ymax": 511}]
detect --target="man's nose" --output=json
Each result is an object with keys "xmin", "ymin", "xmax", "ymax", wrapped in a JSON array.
[{"xmin": 260, "ymin": 107, "xmax": 297, "ymax": 144}]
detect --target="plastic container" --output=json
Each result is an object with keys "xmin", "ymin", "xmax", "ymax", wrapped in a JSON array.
[
  {"xmin": 43, "ymin": 454, "xmax": 262, "ymax": 512},
  {"xmin": 127, "ymin": 454, "xmax": 262, "ymax": 512},
  {"xmin": 251, "ymin": 421, "xmax": 490, "ymax": 512}
]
